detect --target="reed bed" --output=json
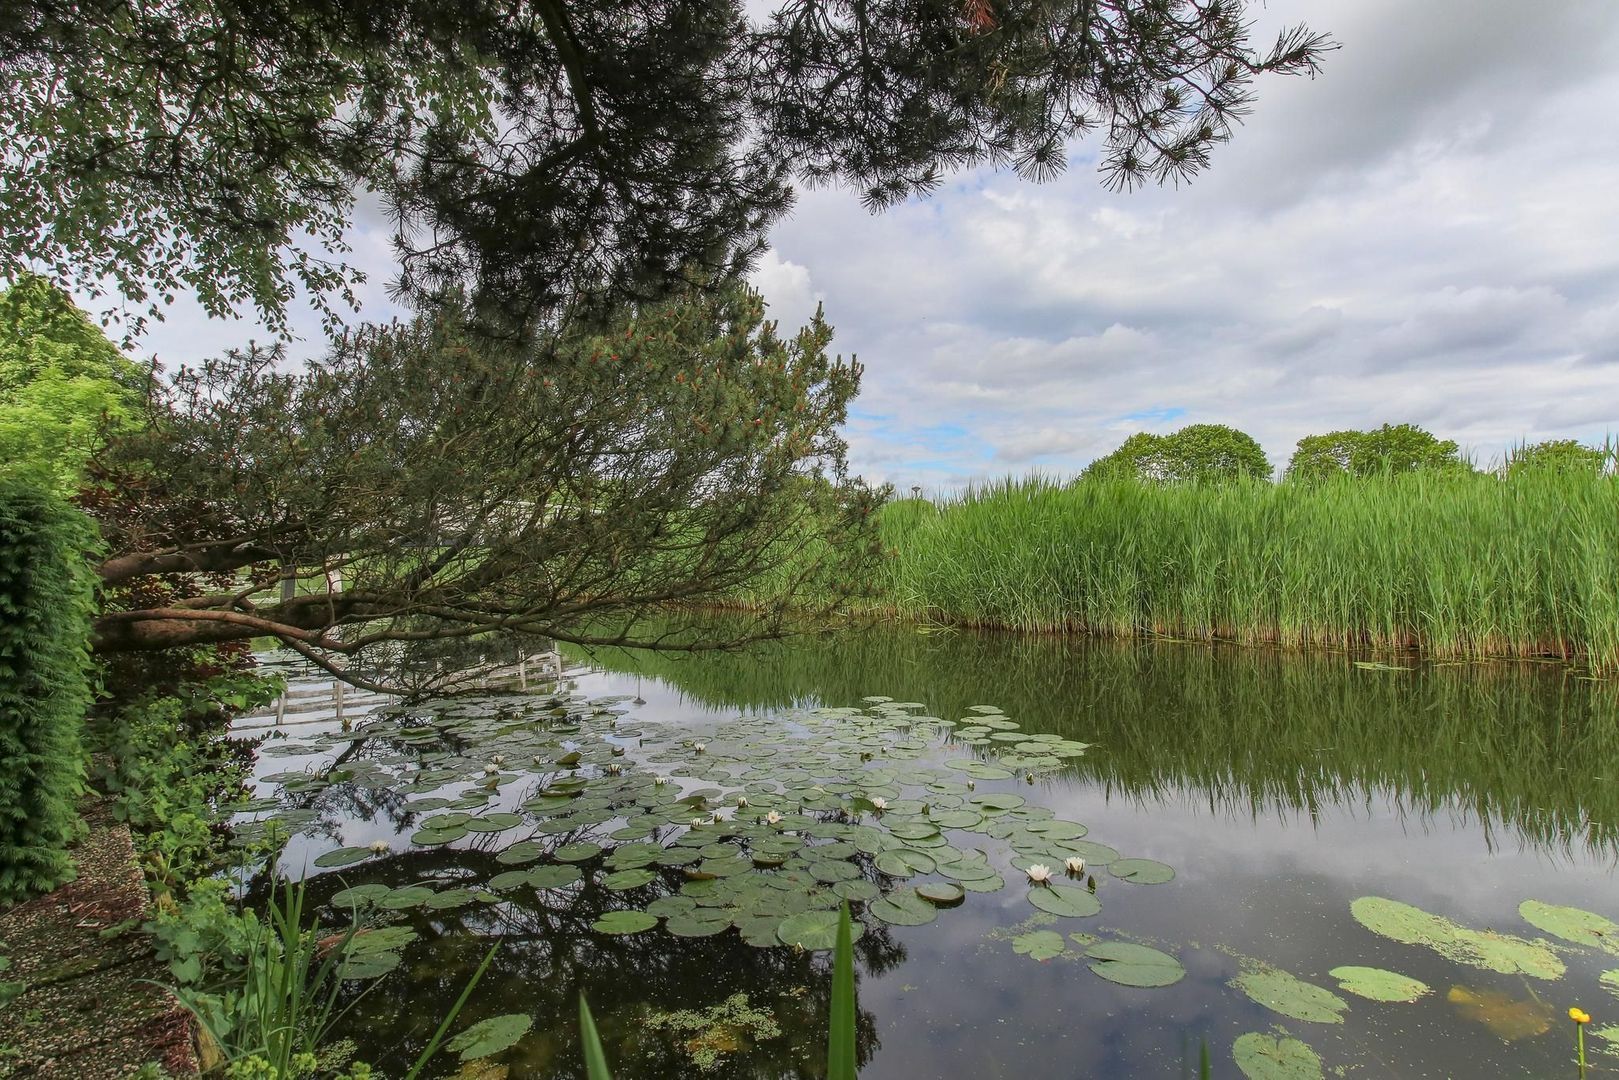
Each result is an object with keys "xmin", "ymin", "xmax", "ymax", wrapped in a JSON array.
[{"xmin": 872, "ymin": 470, "xmax": 1619, "ymax": 670}]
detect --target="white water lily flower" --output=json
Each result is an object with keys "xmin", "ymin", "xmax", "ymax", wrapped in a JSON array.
[
  {"xmin": 483, "ymin": 763, "xmax": 500, "ymax": 776},
  {"xmin": 490, "ymin": 754, "xmax": 506, "ymax": 766},
  {"xmin": 870, "ymin": 797, "xmax": 888, "ymax": 812},
  {"xmin": 605, "ymin": 762, "xmax": 622, "ymax": 775},
  {"xmin": 1065, "ymin": 857, "xmax": 1086, "ymax": 875},
  {"xmin": 611, "ymin": 745, "xmax": 626, "ymax": 756},
  {"xmin": 736, "ymin": 796, "xmax": 749, "ymax": 808},
  {"xmin": 691, "ymin": 816, "xmax": 708, "ymax": 826},
  {"xmin": 765, "ymin": 811, "xmax": 783, "ymax": 826},
  {"xmin": 1026, "ymin": 863, "xmax": 1054, "ymax": 885},
  {"xmin": 711, "ymin": 810, "xmax": 725, "ymax": 823},
  {"xmin": 368, "ymin": 840, "xmax": 390, "ymax": 854},
  {"xmin": 966, "ymin": 779, "xmax": 976, "ymax": 790},
  {"xmin": 654, "ymin": 776, "xmax": 671, "ymax": 786},
  {"xmin": 693, "ymin": 743, "xmax": 707, "ymax": 753}
]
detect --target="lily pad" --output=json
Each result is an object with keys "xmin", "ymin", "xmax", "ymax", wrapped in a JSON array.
[
  {"xmin": 1232, "ymin": 1032, "xmax": 1325, "ymax": 1079},
  {"xmin": 1109, "ymin": 858, "xmax": 1175, "ymax": 885},
  {"xmin": 330, "ymin": 883, "xmax": 390, "ymax": 909},
  {"xmin": 778, "ymin": 910, "xmax": 865, "ymax": 951},
  {"xmin": 313, "ymin": 846, "xmax": 378, "ymax": 868},
  {"xmin": 1351, "ymin": 897, "xmax": 1564, "ymax": 980},
  {"xmin": 875, "ymin": 849, "xmax": 935, "ymax": 878},
  {"xmin": 1012, "ymin": 930, "xmax": 1067, "ymax": 961},
  {"xmin": 868, "ymin": 888, "xmax": 939, "ymax": 927},
  {"xmin": 1518, "ymin": 900, "xmax": 1619, "ymax": 955},
  {"xmin": 1027, "ymin": 885, "xmax": 1101, "ymax": 918},
  {"xmin": 1085, "ymin": 942, "xmax": 1185, "ymax": 987},
  {"xmin": 1233, "ymin": 966, "xmax": 1347, "ymax": 1024},
  {"xmin": 1328, "ymin": 966, "xmax": 1430, "ymax": 1003},
  {"xmin": 446, "ymin": 1014, "xmax": 534, "ymax": 1061},
  {"xmin": 592, "ymin": 910, "xmax": 658, "ymax": 935},
  {"xmin": 917, "ymin": 882, "xmax": 966, "ymax": 906},
  {"xmin": 602, "ymin": 868, "xmax": 656, "ymax": 891},
  {"xmin": 665, "ymin": 911, "xmax": 734, "ymax": 937},
  {"xmin": 554, "ymin": 842, "xmax": 604, "ymax": 863},
  {"xmin": 527, "ymin": 865, "xmax": 584, "ymax": 889}
]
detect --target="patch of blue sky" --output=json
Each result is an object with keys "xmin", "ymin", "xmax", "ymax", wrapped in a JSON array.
[{"xmin": 1122, "ymin": 405, "xmax": 1186, "ymax": 425}]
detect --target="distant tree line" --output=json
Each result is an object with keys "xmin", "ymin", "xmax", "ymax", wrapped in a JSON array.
[{"xmin": 1078, "ymin": 422, "xmax": 1612, "ymax": 484}]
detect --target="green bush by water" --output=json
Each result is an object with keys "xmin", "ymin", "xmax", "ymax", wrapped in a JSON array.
[
  {"xmin": 874, "ymin": 470, "xmax": 1619, "ymax": 669},
  {"xmin": 0, "ymin": 477, "xmax": 97, "ymax": 904}
]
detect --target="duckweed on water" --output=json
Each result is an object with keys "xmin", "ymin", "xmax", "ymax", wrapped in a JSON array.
[
  {"xmin": 1326, "ymin": 965, "xmax": 1430, "ymax": 1003},
  {"xmin": 1349, "ymin": 897, "xmax": 1565, "ymax": 979}
]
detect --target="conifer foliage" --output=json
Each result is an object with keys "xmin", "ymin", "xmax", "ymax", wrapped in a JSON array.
[{"xmin": 0, "ymin": 478, "xmax": 97, "ymax": 905}]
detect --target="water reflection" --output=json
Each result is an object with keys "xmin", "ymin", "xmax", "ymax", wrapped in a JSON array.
[
  {"xmin": 240, "ymin": 622, "xmax": 1619, "ymax": 1079},
  {"xmin": 568, "ymin": 625, "xmax": 1619, "ymax": 860}
]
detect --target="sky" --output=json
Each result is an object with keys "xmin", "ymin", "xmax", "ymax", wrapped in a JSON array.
[{"xmin": 123, "ymin": 0, "xmax": 1619, "ymax": 493}]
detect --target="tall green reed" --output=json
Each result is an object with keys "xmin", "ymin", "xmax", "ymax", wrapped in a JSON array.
[
  {"xmin": 872, "ymin": 470, "xmax": 1619, "ymax": 671},
  {"xmin": 177, "ymin": 878, "xmax": 494, "ymax": 1079}
]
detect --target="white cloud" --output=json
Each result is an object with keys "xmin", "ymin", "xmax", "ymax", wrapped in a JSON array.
[
  {"xmin": 89, "ymin": 0, "xmax": 1619, "ymax": 490},
  {"xmin": 763, "ymin": 0, "xmax": 1619, "ymax": 487}
]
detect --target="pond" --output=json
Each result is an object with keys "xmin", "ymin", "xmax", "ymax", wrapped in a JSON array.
[{"xmin": 232, "ymin": 623, "xmax": 1619, "ymax": 1078}]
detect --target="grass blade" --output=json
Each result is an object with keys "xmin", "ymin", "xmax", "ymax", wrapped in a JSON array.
[
  {"xmin": 580, "ymin": 994, "xmax": 614, "ymax": 1080},
  {"xmin": 828, "ymin": 901, "xmax": 857, "ymax": 1080},
  {"xmin": 402, "ymin": 941, "xmax": 500, "ymax": 1080}
]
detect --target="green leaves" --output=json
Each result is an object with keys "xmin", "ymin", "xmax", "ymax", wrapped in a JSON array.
[
  {"xmin": 1232, "ymin": 966, "xmax": 1347, "ymax": 1024},
  {"xmin": 1012, "ymin": 930, "xmax": 1067, "ymax": 961},
  {"xmin": 1327, "ymin": 966, "xmax": 1429, "ymax": 1003},
  {"xmin": 1232, "ymin": 1032, "xmax": 1325, "ymax": 1079},
  {"xmin": 1350, "ymin": 897, "xmax": 1565, "ymax": 979},
  {"xmin": 1517, "ymin": 900, "xmax": 1619, "ymax": 955},
  {"xmin": 828, "ymin": 903, "xmax": 857, "ymax": 1080},
  {"xmin": 1085, "ymin": 942, "xmax": 1186, "ymax": 987},
  {"xmin": 0, "ymin": 478, "xmax": 97, "ymax": 905},
  {"xmin": 580, "ymin": 996, "xmax": 614, "ymax": 1080}
]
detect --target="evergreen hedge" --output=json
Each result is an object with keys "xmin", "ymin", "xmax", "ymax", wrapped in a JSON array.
[{"xmin": 0, "ymin": 477, "xmax": 97, "ymax": 906}]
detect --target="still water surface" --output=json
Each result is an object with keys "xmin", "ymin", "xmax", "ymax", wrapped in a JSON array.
[{"xmin": 239, "ymin": 625, "xmax": 1619, "ymax": 1078}]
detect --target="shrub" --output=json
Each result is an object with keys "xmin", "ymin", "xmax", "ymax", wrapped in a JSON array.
[{"xmin": 0, "ymin": 476, "xmax": 98, "ymax": 904}]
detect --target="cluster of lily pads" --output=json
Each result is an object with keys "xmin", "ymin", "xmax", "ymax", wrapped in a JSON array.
[
  {"xmin": 235, "ymin": 691, "xmax": 1182, "ymax": 976},
  {"xmin": 1207, "ymin": 896, "xmax": 1619, "ymax": 1078}
]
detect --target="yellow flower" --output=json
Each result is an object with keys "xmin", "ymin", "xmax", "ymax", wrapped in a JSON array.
[{"xmin": 1570, "ymin": 1007, "xmax": 1591, "ymax": 1024}]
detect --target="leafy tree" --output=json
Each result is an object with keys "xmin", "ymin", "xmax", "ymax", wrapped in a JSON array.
[
  {"xmin": 1284, "ymin": 423, "xmax": 1466, "ymax": 480},
  {"xmin": 1081, "ymin": 424, "xmax": 1270, "ymax": 483},
  {"xmin": 0, "ymin": 275, "xmax": 147, "ymax": 494},
  {"xmin": 87, "ymin": 285, "xmax": 883, "ymax": 689},
  {"xmin": 1503, "ymin": 439, "xmax": 1610, "ymax": 478},
  {"xmin": 1079, "ymin": 432, "xmax": 1164, "ymax": 481},
  {"xmin": 1, "ymin": 0, "xmax": 1332, "ymax": 335}
]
